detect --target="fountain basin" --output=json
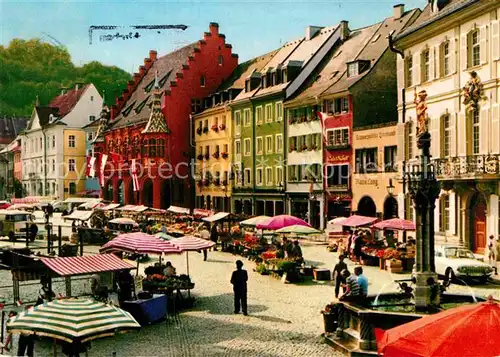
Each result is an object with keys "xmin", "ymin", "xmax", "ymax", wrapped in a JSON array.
[{"xmin": 324, "ymin": 293, "xmax": 485, "ymax": 356}]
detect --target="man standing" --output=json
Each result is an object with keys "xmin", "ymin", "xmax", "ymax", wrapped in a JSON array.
[
  {"xmin": 333, "ymin": 255, "xmax": 347, "ymax": 298},
  {"xmin": 199, "ymin": 225, "xmax": 210, "ymax": 261},
  {"xmin": 354, "ymin": 266, "xmax": 368, "ymax": 297},
  {"xmin": 487, "ymin": 235, "xmax": 498, "ymax": 274},
  {"xmin": 230, "ymin": 260, "xmax": 248, "ymax": 315}
]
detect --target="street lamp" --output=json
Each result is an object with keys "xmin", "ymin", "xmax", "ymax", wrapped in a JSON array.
[{"xmin": 386, "ymin": 178, "xmax": 395, "ymax": 196}]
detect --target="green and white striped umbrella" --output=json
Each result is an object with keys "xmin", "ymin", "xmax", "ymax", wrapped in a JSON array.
[{"xmin": 7, "ymin": 299, "xmax": 140, "ymax": 343}]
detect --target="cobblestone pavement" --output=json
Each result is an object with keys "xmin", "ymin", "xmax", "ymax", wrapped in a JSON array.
[{"xmin": 1, "ymin": 240, "xmax": 498, "ymax": 357}]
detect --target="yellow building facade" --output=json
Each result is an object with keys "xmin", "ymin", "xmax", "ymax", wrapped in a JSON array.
[
  {"xmin": 193, "ymin": 105, "xmax": 232, "ymax": 212},
  {"xmin": 63, "ymin": 129, "xmax": 87, "ymax": 199}
]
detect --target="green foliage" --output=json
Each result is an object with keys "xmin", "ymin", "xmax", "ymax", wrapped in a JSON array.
[
  {"xmin": 255, "ymin": 263, "xmax": 269, "ymax": 275},
  {"xmin": 276, "ymin": 259, "xmax": 297, "ymax": 273},
  {"xmin": 0, "ymin": 38, "xmax": 131, "ymax": 116}
]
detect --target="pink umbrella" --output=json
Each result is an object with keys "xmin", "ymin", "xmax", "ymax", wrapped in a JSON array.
[
  {"xmin": 372, "ymin": 218, "xmax": 416, "ymax": 231},
  {"xmin": 100, "ymin": 232, "xmax": 182, "ymax": 255},
  {"xmin": 170, "ymin": 236, "xmax": 215, "ymax": 276},
  {"xmin": 256, "ymin": 215, "xmax": 311, "ymax": 230}
]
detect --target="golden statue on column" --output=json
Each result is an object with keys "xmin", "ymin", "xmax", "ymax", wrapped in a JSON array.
[{"xmin": 414, "ymin": 89, "xmax": 428, "ymax": 137}]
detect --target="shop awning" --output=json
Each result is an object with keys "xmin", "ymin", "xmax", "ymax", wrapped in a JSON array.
[
  {"xmin": 78, "ymin": 199, "xmax": 102, "ymax": 210},
  {"xmin": 41, "ymin": 254, "xmax": 134, "ymax": 277},
  {"xmin": 63, "ymin": 210, "xmax": 94, "ymax": 221},
  {"xmin": 341, "ymin": 215, "xmax": 378, "ymax": 227},
  {"xmin": 97, "ymin": 203, "xmax": 121, "ymax": 211},
  {"xmin": 167, "ymin": 206, "xmax": 190, "ymax": 214},
  {"xmin": 202, "ymin": 212, "xmax": 230, "ymax": 222},
  {"xmin": 117, "ymin": 205, "xmax": 137, "ymax": 211},
  {"xmin": 193, "ymin": 209, "xmax": 213, "ymax": 217},
  {"xmin": 11, "ymin": 197, "xmax": 41, "ymax": 204},
  {"xmin": 64, "ymin": 197, "xmax": 97, "ymax": 204}
]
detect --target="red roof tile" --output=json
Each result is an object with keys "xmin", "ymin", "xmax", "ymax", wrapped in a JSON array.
[{"xmin": 49, "ymin": 85, "xmax": 89, "ymax": 118}]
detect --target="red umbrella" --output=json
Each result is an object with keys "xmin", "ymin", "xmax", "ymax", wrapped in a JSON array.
[
  {"xmin": 372, "ymin": 218, "xmax": 416, "ymax": 231},
  {"xmin": 256, "ymin": 215, "xmax": 311, "ymax": 230},
  {"xmin": 375, "ymin": 296, "xmax": 500, "ymax": 357},
  {"xmin": 341, "ymin": 215, "xmax": 378, "ymax": 227},
  {"xmin": 169, "ymin": 236, "xmax": 215, "ymax": 276},
  {"xmin": 100, "ymin": 232, "xmax": 182, "ymax": 255}
]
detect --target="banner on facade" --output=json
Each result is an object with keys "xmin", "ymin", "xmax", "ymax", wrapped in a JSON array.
[{"xmin": 131, "ymin": 159, "xmax": 140, "ymax": 192}]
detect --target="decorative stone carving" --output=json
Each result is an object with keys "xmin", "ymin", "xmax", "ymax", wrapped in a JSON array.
[
  {"xmin": 463, "ymin": 71, "xmax": 485, "ymax": 113},
  {"xmin": 414, "ymin": 89, "xmax": 428, "ymax": 137}
]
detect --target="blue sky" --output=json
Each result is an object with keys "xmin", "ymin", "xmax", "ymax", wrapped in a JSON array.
[{"xmin": 1, "ymin": 0, "xmax": 426, "ymax": 73}]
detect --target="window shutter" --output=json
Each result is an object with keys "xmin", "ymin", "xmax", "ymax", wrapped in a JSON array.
[
  {"xmin": 492, "ymin": 20, "xmax": 500, "ymax": 61},
  {"xmin": 450, "ymin": 113, "xmax": 457, "ymax": 157},
  {"xmin": 457, "ymin": 112, "xmax": 466, "ymax": 155},
  {"xmin": 449, "ymin": 37, "xmax": 456, "ymax": 74},
  {"xmin": 465, "ymin": 112, "xmax": 473, "ymax": 155},
  {"xmin": 479, "ymin": 25, "xmax": 487, "ymax": 64},
  {"xmin": 430, "ymin": 116, "xmax": 440, "ymax": 158},
  {"xmin": 492, "ymin": 105, "xmax": 500, "ymax": 153},
  {"xmin": 396, "ymin": 123, "xmax": 406, "ymax": 162},
  {"xmin": 396, "ymin": 56, "xmax": 404, "ymax": 93},
  {"xmin": 460, "ymin": 34, "xmax": 468, "ymax": 70},
  {"xmin": 435, "ymin": 45, "xmax": 441, "ymax": 78},
  {"xmin": 429, "ymin": 47, "xmax": 435, "ymax": 80},
  {"xmin": 439, "ymin": 115, "xmax": 445, "ymax": 157},
  {"xmin": 480, "ymin": 107, "xmax": 489, "ymax": 154},
  {"xmin": 414, "ymin": 52, "xmax": 421, "ymax": 85},
  {"xmin": 449, "ymin": 191, "xmax": 456, "ymax": 235},
  {"xmin": 403, "ymin": 122, "xmax": 410, "ymax": 161}
]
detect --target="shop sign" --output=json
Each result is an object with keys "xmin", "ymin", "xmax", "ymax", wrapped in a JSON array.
[
  {"xmin": 355, "ymin": 130, "xmax": 395, "ymax": 141},
  {"xmin": 355, "ymin": 178, "xmax": 378, "ymax": 186},
  {"xmin": 326, "ymin": 154, "xmax": 350, "ymax": 163}
]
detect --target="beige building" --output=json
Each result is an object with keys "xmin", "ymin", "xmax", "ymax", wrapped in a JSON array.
[
  {"xmin": 352, "ymin": 124, "xmax": 401, "ymax": 219},
  {"xmin": 394, "ymin": 0, "xmax": 500, "ymax": 253}
]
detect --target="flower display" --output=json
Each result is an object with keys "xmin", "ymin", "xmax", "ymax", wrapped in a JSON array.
[
  {"xmin": 196, "ymin": 127, "xmax": 202, "ymax": 135},
  {"xmin": 211, "ymin": 124, "xmax": 219, "ymax": 132},
  {"xmin": 261, "ymin": 251, "xmax": 277, "ymax": 261},
  {"xmin": 221, "ymin": 152, "xmax": 229, "ymax": 159},
  {"xmin": 219, "ymin": 123, "xmax": 226, "ymax": 131}
]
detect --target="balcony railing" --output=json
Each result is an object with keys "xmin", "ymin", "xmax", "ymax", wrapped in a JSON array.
[
  {"xmin": 327, "ymin": 184, "xmax": 349, "ymax": 192},
  {"xmin": 325, "ymin": 141, "xmax": 350, "ymax": 150},
  {"xmin": 434, "ymin": 154, "xmax": 500, "ymax": 179}
]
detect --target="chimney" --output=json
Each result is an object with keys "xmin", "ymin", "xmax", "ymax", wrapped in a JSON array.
[
  {"xmin": 209, "ymin": 22, "xmax": 219, "ymax": 36},
  {"xmin": 60, "ymin": 87, "xmax": 67, "ymax": 95},
  {"xmin": 340, "ymin": 21, "xmax": 350, "ymax": 41},
  {"xmin": 149, "ymin": 50, "xmax": 157, "ymax": 61},
  {"xmin": 75, "ymin": 84, "xmax": 79, "ymax": 91},
  {"xmin": 393, "ymin": 4, "xmax": 405, "ymax": 19},
  {"xmin": 133, "ymin": 73, "xmax": 141, "ymax": 84},
  {"xmin": 305, "ymin": 26, "xmax": 322, "ymax": 41},
  {"xmin": 144, "ymin": 58, "xmax": 152, "ymax": 69},
  {"xmin": 139, "ymin": 66, "xmax": 146, "ymax": 76}
]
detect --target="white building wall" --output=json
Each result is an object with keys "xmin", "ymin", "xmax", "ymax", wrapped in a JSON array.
[{"xmin": 62, "ymin": 84, "xmax": 103, "ymax": 128}]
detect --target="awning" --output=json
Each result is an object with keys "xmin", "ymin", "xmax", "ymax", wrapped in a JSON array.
[
  {"xmin": 11, "ymin": 197, "xmax": 41, "ymax": 204},
  {"xmin": 64, "ymin": 197, "xmax": 97, "ymax": 204},
  {"xmin": 63, "ymin": 210, "xmax": 94, "ymax": 221},
  {"xmin": 193, "ymin": 209, "xmax": 213, "ymax": 218},
  {"xmin": 78, "ymin": 199, "xmax": 102, "ymax": 210},
  {"xmin": 202, "ymin": 212, "xmax": 230, "ymax": 222},
  {"xmin": 98, "ymin": 203, "xmax": 121, "ymax": 211},
  {"xmin": 167, "ymin": 206, "xmax": 190, "ymax": 214},
  {"xmin": 341, "ymin": 215, "xmax": 378, "ymax": 227},
  {"xmin": 41, "ymin": 254, "xmax": 134, "ymax": 276}
]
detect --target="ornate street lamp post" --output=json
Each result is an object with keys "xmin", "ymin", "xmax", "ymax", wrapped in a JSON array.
[{"xmin": 405, "ymin": 90, "xmax": 441, "ymax": 311}]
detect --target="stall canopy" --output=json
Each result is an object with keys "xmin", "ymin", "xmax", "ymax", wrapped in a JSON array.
[
  {"xmin": 167, "ymin": 206, "xmax": 190, "ymax": 214},
  {"xmin": 63, "ymin": 197, "xmax": 97, "ymax": 204},
  {"xmin": 78, "ymin": 199, "xmax": 103, "ymax": 210},
  {"xmin": 118, "ymin": 205, "xmax": 150, "ymax": 213},
  {"xmin": 63, "ymin": 210, "xmax": 94, "ymax": 221},
  {"xmin": 11, "ymin": 197, "xmax": 42, "ymax": 204},
  {"xmin": 40, "ymin": 254, "xmax": 134, "ymax": 277},
  {"xmin": 341, "ymin": 215, "xmax": 378, "ymax": 227},
  {"xmin": 202, "ymin": 212, "xmax": 230, "ymax": 222},
  {"xmin": 193, "ymin": 209, "xmax": 213, "ymax": 218},
  {"xmin": 98, "ymin": 203, "xmax": 121, "ymax": 211}
]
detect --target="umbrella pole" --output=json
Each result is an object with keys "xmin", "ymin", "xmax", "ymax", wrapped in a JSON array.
[
  {"xmin": 186, "ymin": 252, "xmax": 189, "ymax": 277},
  {"xmin": 53, "ymin": 338, "xmax": 57, "ymax": 357}
]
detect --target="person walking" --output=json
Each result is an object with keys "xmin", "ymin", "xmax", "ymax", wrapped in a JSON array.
[
  {"xmin": 199, "ymin": 225, "xmax": 210, "ymax": 261},
  {"xmin": 333, "ymin": 255, "xmax": 347, "ymax": 298},
  {"xmin": 210, "ymin": 224, "xmax": 219, "ymax": 251},
  {"xmin": 230, "ymin": 260, "xmax": 248, "ymax": 315}
]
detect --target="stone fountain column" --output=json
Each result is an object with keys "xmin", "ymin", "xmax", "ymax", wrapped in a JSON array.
[{"xmin": 407, "ymin": 132, "xmax": 441, "ymax": 311}]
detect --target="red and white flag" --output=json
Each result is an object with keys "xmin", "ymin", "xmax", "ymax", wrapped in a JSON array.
[
  {"xmin": 131, "ymin": 159, "xmax": 140, "ymax": 192},
  {"xmin": 109, "ymin": 152, "xmax": 121, "ymax": 164},
  {"xmin": 86, "ymin": 156, "xmax": 96, "ymax": 178},
  {"xmin": 99, "ymin": 153, "xmax": 108, "ymax": 187},
  {"xmin": 316, "ymin": 111, "xmax": 330, "ymax": 144}
]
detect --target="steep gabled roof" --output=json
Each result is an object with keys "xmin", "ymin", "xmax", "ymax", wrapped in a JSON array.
[
  {"xmin": 29, "ymin": 106, "xmax": 59, "ymax": 129},
  {"xmin": 49, "ymin": 85, "xmax": 89, "ymax": 118},
  {"xmin": 111, "ymin": 43, "xmax": 198, "ymax": 129}
]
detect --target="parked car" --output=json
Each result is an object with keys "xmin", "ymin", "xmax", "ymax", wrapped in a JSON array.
[{"xmin": 435, "ymin": 246, "xmax": 493, "ymax": 283}]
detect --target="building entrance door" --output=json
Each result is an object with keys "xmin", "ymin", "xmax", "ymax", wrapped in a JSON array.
[{"xmin": 470, "ymin": 193, "xmax": 487, "ymax": 254}]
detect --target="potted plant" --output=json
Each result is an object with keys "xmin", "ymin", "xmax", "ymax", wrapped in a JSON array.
[
  {"xmin": 211, "ymin": 124, "xmax": 219, "ymax": 132},
  {"xmin": 203, "ymin": 126, "xmax": 209, "ymax": 134},
  {"xmin": 255, "ymin": 263, "xmax": 269, "ymax": 275},
  {"xmin": 197, "ymin": 154, "xmax": 203, "ymax": 161},
  {"xmin": 299, "ymin": 144, "xmax": 308, "ymax": 152},
  {"xmin": 222, "ymin": 180, "xmax": 228, "ymax": 186},
  {"xmin": 289, "ymin": 146, "xmax": 296, "ymax": 153},
  {"xmin": 309, "ymin": 144, "xmax": 317, "ymax": 151},
  {"xmin": 202, "ymin": 179, "xmax": 210, "ymax": 186},
  {"xmin": 219, "ymin": 123, "xmax": 226, "ymax": 131},
  {"xmin": 204, "ymin": 153, "xmax": 210, "ymax": 160},
  {"xmin": 288, "ymin": 117, "xmax": 297, "ymax": 125},
  {"xmin": 212, "ymin": 152, "xmax": 220, "ymax": 159},
  {"xmin": 221, "ymin": 152, "xmax": 229, "ymax": 159},
  {"xmin": 214, "ymin": 178, "xmax": 220, "ymax": 186},
  {"xmin": 196, "ymin": 127, "xmax": 202, "ymax": 136},
  {"xmin": 321, "ymin": 303, "xmax": 338, "ymax": 333}
]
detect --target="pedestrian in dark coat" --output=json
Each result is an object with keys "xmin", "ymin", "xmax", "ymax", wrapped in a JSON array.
[
  {"xmin": 333, "ymin": 255, "xmax": 348, "ymax": 298},
  {"xmin": 230, "ymin": 260, "xmax": 248, "ymax": 315},
  {"xmin": 210, "ymin": 224, "xmax": 219, "ymax": 251}
]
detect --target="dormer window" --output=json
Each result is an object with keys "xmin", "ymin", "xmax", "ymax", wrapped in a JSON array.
[
  {"xmin": 245, "ymin": 80, "xmax": 251, "ymax": 92},
  {"xmin": 347, "ymin": 62, "xmax": 359, "ymax": 77},
  {"xmin": 282, "ymin": 69, "xmax": 288, "ymax": 83}
]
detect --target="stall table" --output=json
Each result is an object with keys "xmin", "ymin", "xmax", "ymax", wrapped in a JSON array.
[{"xmin": 122, "ymin": 294, "xmax": 167, "ymax": 325}]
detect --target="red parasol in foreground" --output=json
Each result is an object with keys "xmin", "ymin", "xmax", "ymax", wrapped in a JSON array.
[
  {"xmin": 375, "ymin": 296, "xmax": 500, "ymax": 357},
  {"xmin": 372, "ymin": 218, "xmax": 416, "ymax": 231},
  {"xmin": 256, "ymin": 215, "xmax": 311, "ymax": 230}
]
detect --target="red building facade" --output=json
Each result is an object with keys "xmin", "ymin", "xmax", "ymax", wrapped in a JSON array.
[
  {"xmin": 323, "ymin": 95, "xmax": 353, "ymax": 219},
  {"xmin": 96, "ymin": 23, "xmax": 238, "ymax": 209}
]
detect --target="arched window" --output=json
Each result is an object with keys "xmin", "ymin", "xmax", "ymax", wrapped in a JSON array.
[
  {"xmin": 200, "ymin": 75, "xmax": 206, "ymax": 87},
  {"xmin": 157, "ymin": 138, "xmax": 165, "ymax": 157},
  {"xmin": 218, "ymin": 55, "xmax": 223, "ymax": 66},
  {"xmin": 149, "ymin": 138, "xmax": 157, "ymax": 157},
  {"xmin": 141, "ymin": 139, "xmax": 148, "ymax": 156}
]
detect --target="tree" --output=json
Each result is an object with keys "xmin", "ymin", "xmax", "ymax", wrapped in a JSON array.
[{"xmin": 0, "ymin": 39, "xmax": 130, "ymax": 116}]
